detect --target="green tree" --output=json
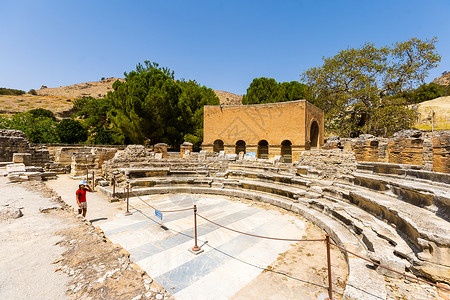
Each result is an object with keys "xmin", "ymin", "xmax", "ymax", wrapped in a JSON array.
[
  {"xmin": 72, "ymin": 97, "xmax": 120, "ymax": 144},
  {"xmin": 107, "ymin": 61, "xmax": 219, "ymax": 147},
  {"xmin": 28, "ymin": 108, "xmax": 56, "ymax": 121},
  {"xmin": 56, "ymin": 119, "xmax": 87, "ymax": 143},
  {"xmin": 301, "ymin": 37, "xmax": 441, "ymax": 137},
  {"xmin": 242, "ymin": 78, "xmax": 310, "ymax": 104},
  {"xmin": 0, "ymin": 88, "xmax": 25, "ymax": 95},
  {"xmin": 0, "ymin": 112, "xmax": 59, "ymax": 143},
  {"xmin": 177, "ymin": 80, "xmax": 220, "ymax": 149}
]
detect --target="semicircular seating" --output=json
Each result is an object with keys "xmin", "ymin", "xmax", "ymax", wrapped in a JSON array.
[{"xmin": 98, "ymin": 158, "xmax": 450, "ymax": 299}]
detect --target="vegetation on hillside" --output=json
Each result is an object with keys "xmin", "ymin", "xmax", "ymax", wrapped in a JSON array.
[
  {"xmin": 301, "ymin": 37, "xmax": 441, "ymax": 137},
  {"xmin": 1, "ymin": 61, "xmax": 219, "ymax": 148},
  {"xmin": 0, "ymin": 37, "xmax": 445, "ymax": 144},
  {"xmin": 107, "ymin": 61, "xmax": 219, "ymax": 148},
  {"xmin": 0, "ymin": 88, "xmax": 25, "ymax": 96}
]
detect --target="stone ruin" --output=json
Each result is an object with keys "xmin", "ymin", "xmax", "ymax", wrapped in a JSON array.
[
  {"xmin": 323, "ymin": 130, "xmax": 450, "ymax": 173},
  {"xmin": 0, "ymin": 129, "xmax": 50, "ymax": 166},
  {"xmin": 96, "ymin": 137, "xmax": 449, "ymax": 299},
  {"xmin": 1, "ymin": 128, "xmax": 449, "ymax": 298}
]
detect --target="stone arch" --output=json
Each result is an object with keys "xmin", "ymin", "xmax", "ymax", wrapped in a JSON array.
[
  {"xmin": 213, "ymin": 139, "xmax": 224, "ymax": 153},
  {"xmin": 310, "ymin": 121, "xmax": 319, "ymax": 149},
  {"xmin": 281, "ymin": 140, "xmax": 292, "ymax": 163},
  {"xmin": 235, "ymin": 140, "xmax": 246, "ymax": 155},
  {"xmin": 257, "ymin": 140, "xmax": 269, "ymax": 159}
]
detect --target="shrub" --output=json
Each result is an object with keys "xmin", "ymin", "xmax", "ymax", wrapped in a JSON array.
[
  {"xmin": 0, "ymin": 88, "xmax": 25, "ymax": 95},
  {"xmin": 56, "ymin": 119, "xmax": 88, "ymax": 143}
]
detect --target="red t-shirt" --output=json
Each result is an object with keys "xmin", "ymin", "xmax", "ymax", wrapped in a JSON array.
[{"xmin": 76, "ymin": 189, "xmax": 87, "ymax": 203}]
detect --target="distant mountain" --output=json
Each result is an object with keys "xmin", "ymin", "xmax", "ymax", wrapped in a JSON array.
[
  {"xmin": 36, "ymin": 77, "xmax": 124, "ymax": 99},
  {"xmin": 35, "ymin": 78, "xmax": 243, "ymax": 105},
  {"xmin": 213, "ymin": 90, "xmax": 243, "ymax": 105},
  {"xmin": 433, "ymin": 72, "xmax": 450, "ymax": 85}
]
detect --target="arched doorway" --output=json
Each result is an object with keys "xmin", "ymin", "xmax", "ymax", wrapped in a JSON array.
[
  {"xmin": 235, "ymin": 140, "xmax": 246, "ymax": 155},
  {"xmin": 281, "ymin": 140, "xmax": 292, "ymax": 163},
  {"xmin": 310, "ymin": 121, "xmax": 319, "ymax": 149},
  {"xmin": 257, "ymin": 140, "xmax": 269, "ymax": 159},
  {"xmin": 213, "ymin": 139, "xmax": 224, "ymax": 152}
]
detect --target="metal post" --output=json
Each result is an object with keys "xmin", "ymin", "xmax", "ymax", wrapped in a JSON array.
[
  {"xmin": 92, "ymin": 171, "xmax": 95, "ymax": 188},
  {"xmin": 112, "ymin": 175, "xmax": 116, "ymax": 198},
  {"xmin": 192, "ymin": 205, "xmax": 200, "ymax": 252},
  {"xmin": 125, "ymin": 183, "xmax": 131, "ymax": 215},
  {"xmin": 325, "ymin": 234, "xmax": 333, "ymax": 300}
]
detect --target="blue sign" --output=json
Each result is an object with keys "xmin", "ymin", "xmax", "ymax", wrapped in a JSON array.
[
  {"xmin": 155, "ymin": 209, "xmax": 163, "ymax": 220},
  {"xmin": 246, "ymin": 152, "xmax": 256, "ymax": 157}
]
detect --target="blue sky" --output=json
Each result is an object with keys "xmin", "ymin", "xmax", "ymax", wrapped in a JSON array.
[{"xmin": 1, "ymin": 0, "xmax": 449, "ymax": 95}]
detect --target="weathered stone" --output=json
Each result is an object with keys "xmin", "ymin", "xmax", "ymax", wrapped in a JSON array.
[
  {"xmin": 13, "ymin": 153, "xmax": 32, "ymax": 165},
  {"xmin": 0, "ymin": 207, "xmax": 23, "ymax": 219},
  {"xmin": 7, "ymin": 163, "xmax": 26, "ymax": 173}
]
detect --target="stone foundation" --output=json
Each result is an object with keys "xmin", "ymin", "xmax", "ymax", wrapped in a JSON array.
[
  {"xmin": 323, "ymin": 130, "xmax": 450, "ymax": 173},
  {"xmin": 0, "ymin": 130, "xmax": 50, "ymax": 166}
]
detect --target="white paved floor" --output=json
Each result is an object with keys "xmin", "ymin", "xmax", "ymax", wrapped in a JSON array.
[{"xmin": 48, "ymin": 176, "xmax": 308, "ymax": 299}]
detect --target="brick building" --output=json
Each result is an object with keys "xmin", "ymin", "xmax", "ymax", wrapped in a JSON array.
[{"xmin": 202, "ymin": 100, "xmax": 324, "ymax": 162}]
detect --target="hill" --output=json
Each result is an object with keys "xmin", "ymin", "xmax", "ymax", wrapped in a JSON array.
[
  {"xmin": 36, "ymin": 78, "xmax": 242, "ymax": 105},
  {"xmin": 433, "ymin": 72, "xmax": 450, "ymax": 85},
  {"xmin": 0, "ymin": 78, "xmax": 242, "ymax": 117},
  {"xmin": 36, "ymin": 77, "xmax": 124, "ymax": 99},
  {"xmin": 213, "ymin": 90, "xmax": 243, "ymax": 105},
  {"xmin": 414, "ymin": 96, "xmax": 450, "ymax": 130}
]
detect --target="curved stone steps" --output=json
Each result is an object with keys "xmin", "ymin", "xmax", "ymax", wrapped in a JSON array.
[
  {"xmin": 298, "ymin": 195, "xmax": 415, "ymax": 278},
  {"xmin": 326, "ymin": 181, "xmax": 450, "ymax": 283},
  {"xmin": 126, "ymin": 185, "xmax": 387, "ymax": 300},
  {"xmin": 126, "ymin": 172, "xmax": 449, "ymax": 282},
  {"xmin": 353, "ymin": 172, "xmax": 450, "ymax": 220}
]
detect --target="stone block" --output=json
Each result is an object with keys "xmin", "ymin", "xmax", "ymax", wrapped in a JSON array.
[
  {"xmin": 13, "ymin": 153, "xmax": 32, "ymax": 165},
  {"xmin": 7, "ymin": 163, "xmax": 26, "ymax": 173}
]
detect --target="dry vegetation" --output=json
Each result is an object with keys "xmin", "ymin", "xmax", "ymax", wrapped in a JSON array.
[
  {"xmin": 0, "ymin": 94, "xmax": 74, "ymax": 117},
  {"xmin": 0, "ymin": 78, "xmax": 242, "ymax": 118},
  {"xmin": 415, "ymin": 96, "xmax": 450, "ymax": 130}
]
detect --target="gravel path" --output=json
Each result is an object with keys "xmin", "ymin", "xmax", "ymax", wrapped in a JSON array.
[{"xmin": 0, "ymin": 174, "xmax": 71, "ymax": 299}]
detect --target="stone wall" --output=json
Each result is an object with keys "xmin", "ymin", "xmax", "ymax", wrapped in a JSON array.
[
  {"xmin": 202, "ymin": 100, "xmax": 325, "ymax": 161},
  {"xmin": 0, "ymin": 130, "xmax": 50, "ymax": 166},
  {"xmin": 70, "ymin": 147, "xmax": 118, "ymax": 177},
  {"xmin": 433, "ymin": 131, "xmax": 450, "ymax": 173},
  {"xmin": 323, "ymin": 130, "xmax": 450, "ymax": 173},
  {"xmin": 296, "ymin": 149, "xmax": 357, "ymax": 179}
]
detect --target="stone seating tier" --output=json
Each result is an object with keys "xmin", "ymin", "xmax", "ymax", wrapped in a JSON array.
[
  {"xmin": 96, "ymin": 184, "xmax": 388, "ymax": 300},
  {"xmin": 353, "ymin": 172, "xmax": 450, "ymax": 221},
  {"xmin": 98, "ymin": 160, "xmax": 450, "ymax": 288}
]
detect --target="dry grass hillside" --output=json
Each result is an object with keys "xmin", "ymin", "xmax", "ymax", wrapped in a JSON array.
[
  {"xmin": 213, "ymin": 90, "xmax": 243, "ymax": 105},
  {"xmin": 414, "ymin": 96, "xmax": 450, "ymax": 130},
  {"xmin": 433, "ymin": 72, "xmax": 450, "ymax": 85},
  {"xmin": 36, "ymin": 77, "xmax": 124, "ymax": 99},
  {"xmin": 0, "ymin": 78, "xmax": 242, "ymax": 118},
  {"xmin": 0, "ymin": 95, "xmax": 74, "ymax": 117}
]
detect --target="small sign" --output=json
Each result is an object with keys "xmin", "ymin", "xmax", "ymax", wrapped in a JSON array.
[
  {"xmin": 246, "ymin": 152, "xmax": 256, "ymax": 157},
  {"xmin": 155, "ymin": 209, "xmax": 163, "ymax": 220}
]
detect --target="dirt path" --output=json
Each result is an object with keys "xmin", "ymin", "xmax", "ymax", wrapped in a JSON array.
[
  {"xmin": 0, "ymin": 170, "xmax": 171, "ymax": 300},
  {"xmin": 0, "ymin": 175, "xmax": 70, "ymax": 299}
]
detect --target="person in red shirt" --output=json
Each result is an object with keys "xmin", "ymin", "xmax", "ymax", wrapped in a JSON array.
[{"xmin": 76, "ymin": 180, "xmax": 92, "ymax": 218}]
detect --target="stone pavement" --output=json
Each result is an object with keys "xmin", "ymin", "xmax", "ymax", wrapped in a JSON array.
[{"xmin": 47, "ymin": 176, "xmax": 312, "ymax": 299}]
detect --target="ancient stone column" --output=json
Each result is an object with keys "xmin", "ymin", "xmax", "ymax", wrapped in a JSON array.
[
  {"xmin": 180, "ymin": 142, "xmax": 193, "ymax": 158},
  {"xmin": 432, "ymin": 132, "xmax": 450, "ymax": 173},
  {"xmin": 154, "ymin": 143, "xmax": 168, "ymax": 159}
]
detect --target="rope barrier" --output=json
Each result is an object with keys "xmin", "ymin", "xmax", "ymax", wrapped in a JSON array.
[
  {"xmin": 195, "ymin": 212, "xmax": 325, "ymax": 242},
  {"xmin": 123, "ymin": 188, "xmax": 448, "ymax": 294},
  {"xmin": 329, "ymin": 242, "xmax": 450, "ymax": 292},
  {"xmin": 130, "ymin": 190, "xmax": 194, "ymax": 213}
]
